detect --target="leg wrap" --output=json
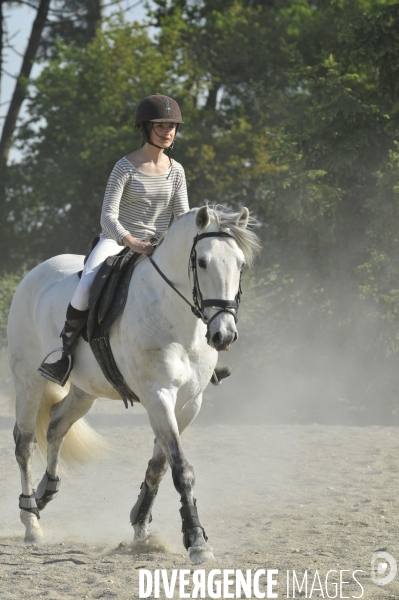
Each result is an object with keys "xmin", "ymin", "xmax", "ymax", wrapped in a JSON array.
[
  {"xmin": 35, "ymin": 471, "xmax": 61, "ymax": 510},
  {"xmin": 180, "ymin": 500, "xmax": 208, "ymax": 550},
  {"xmin": 19, "ymin": 494, "xmax": 40, "ymax": 519},
  {"xmin": 130, "ymin": 481, "xmax": 158, "ymax": 526}
]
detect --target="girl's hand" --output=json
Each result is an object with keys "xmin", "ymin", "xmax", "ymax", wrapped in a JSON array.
[{"xmin": 122, "ymin": 235, "xmax": 154, "ymax": 255}]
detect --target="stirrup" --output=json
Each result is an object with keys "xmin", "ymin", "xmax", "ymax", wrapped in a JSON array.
[
  {"xmin": 37, "ymin": 348, "xmax": 72, "ymax": 387},
  {"xmin": 211, "ymin": 370, "xmax": 220, "ymax": 385},
  {"xmin": 211, "ymin": 366, "xmax": 232, "ymax": 386}
]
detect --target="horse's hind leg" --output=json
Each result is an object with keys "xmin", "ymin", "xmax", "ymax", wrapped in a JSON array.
[
  {"xmin": 13, "ymin": 376, "xmax": 47, "ymax": 544},
  {"xmin": 130, "ymin": 439, "xmax": 169, "ymax": 540},
  {"xmin": 35, "ymin": 384, "xmax": 96, "ymax": 511}
]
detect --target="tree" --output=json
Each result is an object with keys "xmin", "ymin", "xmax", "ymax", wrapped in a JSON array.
[
  {"xmin": 6, "ymin": 0, "xmax": 399, "ymax": 419},
  {"xmin": 0, "ymin": 0, "xmax": 105, "ymax": 258},
  {"xmin": 39, "ymin": 0, "xmax": 104, "ymax": 55},
  {"xmin": 0, "ymin": 0, "xmax": 52, "ymax": 173}
]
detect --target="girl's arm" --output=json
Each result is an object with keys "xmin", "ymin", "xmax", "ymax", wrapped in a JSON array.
[
  {"xmin": 172, "ymin": 166, "xmax": 190, "ymax": 216},
  {"xmin": 100, "ymin": 162, "xmax": 131, "ymax": 243}
]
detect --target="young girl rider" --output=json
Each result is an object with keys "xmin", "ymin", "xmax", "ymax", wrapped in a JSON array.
[{"xmin": 38, "ymin": 94, "xmax": 231, "ymax": 387}]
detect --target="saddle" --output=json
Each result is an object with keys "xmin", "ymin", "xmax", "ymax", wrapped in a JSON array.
[{"xmin": 85, "ymin": 246, "xmax": 141, "ymax": 408}]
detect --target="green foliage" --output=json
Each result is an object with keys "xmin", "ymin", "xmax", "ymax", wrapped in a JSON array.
[
  {"xmin": 0, "ymin": 271, "xmax": 25, "ymax": 349},
  {"xmin": 4, "ymin": 0, "xmax": 399, "ymax": 421}
]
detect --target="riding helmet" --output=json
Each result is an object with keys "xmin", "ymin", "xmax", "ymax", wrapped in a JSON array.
[{"xmin": 135, "ymin": 94, "xmax": 184, "ymax": 127}]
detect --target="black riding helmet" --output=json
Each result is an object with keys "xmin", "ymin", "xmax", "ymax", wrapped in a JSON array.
[{"xmin": 135, "ymin": 94, "xmax": 183, "ymax": 154}]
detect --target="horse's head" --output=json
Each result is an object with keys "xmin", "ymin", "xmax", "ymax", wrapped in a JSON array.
[{"xmin": 193, "ymin": 205, "xmax": 259, "ymax": 351}]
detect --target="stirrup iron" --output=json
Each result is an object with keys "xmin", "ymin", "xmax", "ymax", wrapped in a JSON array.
[{"xmin": 37, "ymin": 347, "xmax": 72, "ymax": 387}]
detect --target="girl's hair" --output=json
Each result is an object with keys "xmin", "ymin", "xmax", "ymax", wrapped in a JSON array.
[{"xmin": 138, "ymin": 121, "xmax": 153, "ymax": 147}]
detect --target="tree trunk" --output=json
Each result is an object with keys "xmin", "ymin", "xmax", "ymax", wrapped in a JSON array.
[
  {"xmin": 205, "ymin": 85, "xmax": 219, "ymax": 110},
  {"xmin": 85, "ymin": 0, "xmax": 103, "ymax": 44},
  {"xmin": 0, "ymin": 0, "xmax": 4, "ymax": 102},
  {"xmin": 0, "ymin": 0, "xmax": 51, "ymax": 169}
]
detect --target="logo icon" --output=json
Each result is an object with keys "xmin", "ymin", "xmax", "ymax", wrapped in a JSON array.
[
  {"xmin": 160, "ymin": 97, "xmax": 171, "ymax": 116},
  {"xmin": 371, "ymin": 551, "xmax": 397, "ymax": 585}
]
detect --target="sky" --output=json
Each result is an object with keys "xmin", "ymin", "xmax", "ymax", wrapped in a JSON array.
[{"xmin": 1, "ymin": 0, "xmax": 149, "ymax": 162}]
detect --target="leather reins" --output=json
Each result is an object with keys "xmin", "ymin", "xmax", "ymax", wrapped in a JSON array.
[{"xmin": 149, "ymin": 231, "xmax": 242, "ymax": 337}]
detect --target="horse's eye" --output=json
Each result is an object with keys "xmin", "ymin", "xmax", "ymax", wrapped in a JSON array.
[{"xmin": 198, "ymin": 258, "xmax": 207, "ymax": 269}]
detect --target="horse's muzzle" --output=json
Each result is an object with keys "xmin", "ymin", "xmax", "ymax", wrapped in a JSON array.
[{"xmin": 209, "ymin": 329, "xmax": 238, "ymax": 351}]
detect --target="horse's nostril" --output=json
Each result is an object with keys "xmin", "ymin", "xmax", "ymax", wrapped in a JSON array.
[{"xmin": 211, "ymin": 332, "xmax": 222, "ymax": 347}]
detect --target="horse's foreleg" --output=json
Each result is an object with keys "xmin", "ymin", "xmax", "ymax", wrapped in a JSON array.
[
  {"xmin": 145, "ymin": 389, "xmax": 214, "ymax": 564},
  {"xmin": 130, "ymin": 439, "xmax": 168, "ymax": 540},
  {"xmin": 36, "ymin": 385, "xmax": 96, "ymax": 511}
]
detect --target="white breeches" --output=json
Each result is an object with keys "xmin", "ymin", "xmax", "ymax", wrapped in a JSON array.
[{"xmin": 70, "ymin": 237, "xmax": 122, "ymax": 311}]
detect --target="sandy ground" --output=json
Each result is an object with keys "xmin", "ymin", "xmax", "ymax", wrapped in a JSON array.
[{"xmin": 2, "ymin": 393, "xmax": 399, "ymax": 599}]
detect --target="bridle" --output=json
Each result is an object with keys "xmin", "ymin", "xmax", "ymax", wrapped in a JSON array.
[{"xmin": 149, "ymin": 231, "xmax": 242, "ymax": 339}]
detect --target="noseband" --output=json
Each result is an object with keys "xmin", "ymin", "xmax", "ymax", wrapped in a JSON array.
[{"xmin": 149, "ymin": 231, "xmax": 242, "ymax": 337}]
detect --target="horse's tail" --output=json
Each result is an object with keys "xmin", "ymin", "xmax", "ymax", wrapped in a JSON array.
[{"xmin": 35, "ymin": 381, "xmax": 108, "ymax": 467}]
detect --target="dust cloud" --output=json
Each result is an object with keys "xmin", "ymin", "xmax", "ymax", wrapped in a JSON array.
[{"xmin": 199, "ymin": 271, "xmax": 399, "ymax": 428}]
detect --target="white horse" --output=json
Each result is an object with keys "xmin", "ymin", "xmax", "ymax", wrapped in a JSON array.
[{"xmin": 8, "ymin": 205, "xmax": 260, "ymax": 563}]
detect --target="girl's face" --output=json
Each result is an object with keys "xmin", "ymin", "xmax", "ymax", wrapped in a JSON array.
[{"xmin": 150, "ymin": 122, "xmax": 177, "ymax": 148}]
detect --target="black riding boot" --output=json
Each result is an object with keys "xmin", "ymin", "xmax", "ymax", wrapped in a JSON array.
[
  {"xmin": 211, "ymin": 366, "xmax": 233, "ymax": 386},
  {"xmin": 37, "ymin": 304, "xmax": 89, "ymax": 386}
]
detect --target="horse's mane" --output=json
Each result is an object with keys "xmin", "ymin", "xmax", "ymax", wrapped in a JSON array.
[
  {"xmin": 206, "ymin": 205, "xmax": 261, "ymax": 268},
  {"xmin": 155, "ymin": 205, "xmax": 261, "ymax": 267}
]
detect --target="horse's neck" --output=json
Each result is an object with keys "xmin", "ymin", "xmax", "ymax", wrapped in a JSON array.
[
  {"xmin": 126, "ymin": 215, "xmax": 201, "ymax": 336},
  {"xmin": 153, "ymin": 218, "xmax": 195, "ymax": 298}
]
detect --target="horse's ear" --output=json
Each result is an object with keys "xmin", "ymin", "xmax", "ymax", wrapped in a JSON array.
[
  {"xmin": 196, "ymin": 206, "xmax": 210, "ymax": 230},
  {"xmin": 236, "ymin": 207, "xmax": 249, "ymax": 229}
]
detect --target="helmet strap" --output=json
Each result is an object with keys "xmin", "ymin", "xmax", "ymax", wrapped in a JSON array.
[{"xmin": 147, "ymin": 140, "xmax": 166, "ymax": 150}]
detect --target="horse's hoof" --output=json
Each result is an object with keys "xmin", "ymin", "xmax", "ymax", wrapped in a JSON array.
[
  {"xmin": 24, "ymin": 531, "xmax": 44, "ymax": 545},
  {"xmin": 21, "ymin": 512, "xmax": 43, "ymax": 544},
  {"xmin": 133, "ymin": 523, "xmax": 150, "ymax": 541},
  {"xmin": 189, "ymin": 544, "xmax": 215, "ymax": 564}
]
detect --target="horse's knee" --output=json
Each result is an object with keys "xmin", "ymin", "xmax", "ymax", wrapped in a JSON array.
[{"xmin": 172, "ymin": 460, "xmax": 195, "ymax": 497}]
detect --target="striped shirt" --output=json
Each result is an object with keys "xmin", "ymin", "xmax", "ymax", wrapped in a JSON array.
[{"xmin": 100, "ymin": 156, "xmax": 189, "ymax": 244}]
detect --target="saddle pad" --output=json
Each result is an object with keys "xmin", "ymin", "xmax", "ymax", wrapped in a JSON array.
[{"xmin": 87, "ymin": 247, "xmax": 141, "ymax": 408}]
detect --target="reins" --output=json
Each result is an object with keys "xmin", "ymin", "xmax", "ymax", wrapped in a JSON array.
[
  {"xmin": 149, "ymin": 231, "xmax": 242, "ymax": 334},
  {"xmin": 149, "ymin": 256, "xmax": 203, "ymax": 319}
]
